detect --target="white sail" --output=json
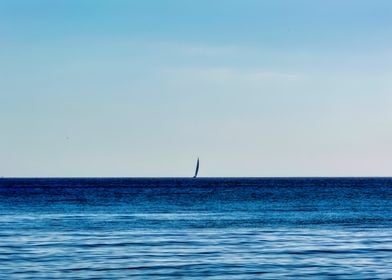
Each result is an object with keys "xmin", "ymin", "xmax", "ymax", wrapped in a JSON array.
[{"xmin": 193, "ymin": 158, "xmax": 199, "ymax": 178}]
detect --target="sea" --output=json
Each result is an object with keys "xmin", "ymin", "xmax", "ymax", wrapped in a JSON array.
[{"xmin": 0, "ymin": 178, "xmax": 391, "ymax": 279}]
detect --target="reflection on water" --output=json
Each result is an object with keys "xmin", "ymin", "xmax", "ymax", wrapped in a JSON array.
[{"xmin": 0, "ymin": 178, "xmax": 391, "ymax": 279}]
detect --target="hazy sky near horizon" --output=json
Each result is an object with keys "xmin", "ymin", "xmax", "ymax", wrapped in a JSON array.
[{"xmin": 1, "ymin": 0, "xmax": 392, "ymax": 177}]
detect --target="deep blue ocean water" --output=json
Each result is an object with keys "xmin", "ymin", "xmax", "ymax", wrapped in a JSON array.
[{"xmin": 0, "ymin": 178, "xmax": 391, "ymax": 279}]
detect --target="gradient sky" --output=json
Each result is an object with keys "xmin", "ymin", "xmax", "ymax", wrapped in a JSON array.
[{"xmin": 1, "ymin": 0, "xmax": 392, "ymax": 177}]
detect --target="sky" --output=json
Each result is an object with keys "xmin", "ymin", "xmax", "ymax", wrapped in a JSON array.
[{"xmin": 1, "ymin": 0, "xmax": 392, "ymax": 177}]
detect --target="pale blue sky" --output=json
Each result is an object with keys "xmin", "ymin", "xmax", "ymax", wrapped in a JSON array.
[{"xmin": 1, "ymin": 0, "xmax": 392, "ymax": 177}]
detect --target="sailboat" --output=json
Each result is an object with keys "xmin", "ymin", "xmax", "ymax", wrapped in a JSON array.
[{"xmin": 193, "ymin": 158, "xmax": 200, "ymax": 178}]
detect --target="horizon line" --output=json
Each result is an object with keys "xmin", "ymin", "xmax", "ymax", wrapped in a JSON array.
[{"xmin": 1, "ymin": 176, "xmax": 392, "ymax": 179}]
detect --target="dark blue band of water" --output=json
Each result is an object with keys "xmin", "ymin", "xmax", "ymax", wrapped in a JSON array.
[{"xmin": 0, "ymin": 178, "xmax": 391, "ymax": 279}]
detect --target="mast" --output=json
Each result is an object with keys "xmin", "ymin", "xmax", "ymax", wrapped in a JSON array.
[{"xmin": 193, "ymin": 158, "xmax": 199, "ymax": 178}]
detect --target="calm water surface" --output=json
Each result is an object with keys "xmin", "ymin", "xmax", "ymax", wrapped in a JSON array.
[{"xmin": 0, "ymin": 178, "xmax": 391, "ymax": 279}]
